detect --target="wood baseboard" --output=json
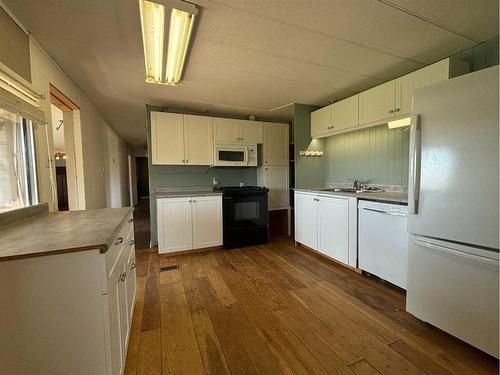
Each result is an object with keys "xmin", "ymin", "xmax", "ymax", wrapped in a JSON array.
[{"xmin": 158, "ymin": 245, "xmax": 222, "ymax": 257}]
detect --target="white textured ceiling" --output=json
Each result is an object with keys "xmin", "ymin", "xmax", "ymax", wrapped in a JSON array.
[{"xmin": 3, "ymin": 0, "xmax": 498, "ymax": 145}]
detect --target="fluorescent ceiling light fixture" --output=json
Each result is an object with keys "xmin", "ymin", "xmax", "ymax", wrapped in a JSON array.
[
  {"xmin": 388, "ymin": 117, "xmax": 411, "ymax": 129},
  {"xmin": 139, "ymin": 0, "xmax": 197, "ymax": 86}
]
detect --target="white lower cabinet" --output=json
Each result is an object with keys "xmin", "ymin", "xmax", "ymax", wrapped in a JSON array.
[
  {"xmin": 294, "ymin": 193, "xmax": 318, "ymax": 250},
  {"xmin": 0, "ymin": 212, "xmax": 136, "ymax": 375},
  {"xmin": 294, "ymin": 192, "xmax": 356, "ymax": 267},
  {"xmin": 318, "ymin": 196, "xmax": 349, "ymax": 264},
  {"xmin": 157, "ymin": 195, "xmax": 223, "ymax": 253},
  {"xmin": 192, "ymin": 196, "xmax": 223, "ymax": 249}
]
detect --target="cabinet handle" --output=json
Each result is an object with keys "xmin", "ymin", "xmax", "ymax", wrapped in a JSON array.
[
  {"xmin": 389, "ymin": 109, "xmax": 394, "ymax": 113},
  {"xmin": 192, "ymin": 199, "xmax": 196, "ymax": 203},
  {"xmin": 313, "ymin": 198, "xmax": 319, "ymax": 201},
  {"xmin": 265, "ymin": 161, "xmax": 268, "ymax": 164},
  {"xmin": 114, "ymin": 237, "xmax": 124, "ymax": 246},
  {"xmin": 188, "ymin": 200, "xmax": 192, "ymax": 203},
  {"xmin": 130, "ymin": 262, "xmax": 137, "ymax": 271},
  {"xmin": 120, "ymin": 272, "xmax": 127, "ymax": 282},
  {"xmin": 185, "ymin": 160, "xmax": 189, "ymax": 163},
  {"xmin": 394, "ymin": 108, "xmax": 400, "ymax": 112},
  {"xmin": 129, "ymin": 239, "xmax": 135, "ymax": 246},
  {"xmin": 128, "ymin": 218, "xmax": 134, "ymax": 223}
]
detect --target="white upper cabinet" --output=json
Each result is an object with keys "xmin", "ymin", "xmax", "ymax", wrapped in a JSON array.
[
  {"xmin": 213, "ymin": 117, "xmax": 238, "ymax": 142},
  {"xmin": 311, "ymin": 104, "xmax": 333, "ymax": 138},
  {"xmin": 332, "ymin": 94, "xmax": 359, "ymax": 132},
  {"xmin": 236, "ymin": 119, "xmax": 263, "ymax": 143},
  {"xmin": 184, "ymin": 115, "xmax": 213, "ymax": 165},
  {"xmin": 214, "ymin": 118, "xmax": 263, "ymax": 143},
  {"xmin": 397, "ymin": 59, "xmax": 449, "ymax": 115},
  {"xmin": 263, "ymin": 123, "xmax": 289, "ymax": 166},
  {"xmin": 312, "ymin": 59, "xmax": 450, "ymax": 136},
  {"xmin": 359, "ymin": 80, "xmax": 396, "ymax": 125},
  {"xmin": 151, "ymin": 112, "xmax": 185, "ymax": 165}
]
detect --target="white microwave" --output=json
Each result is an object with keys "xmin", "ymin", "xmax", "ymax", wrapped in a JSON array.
[{"xmin": 213, "ymin": 143, "xmax": 257, "ymax": 167}]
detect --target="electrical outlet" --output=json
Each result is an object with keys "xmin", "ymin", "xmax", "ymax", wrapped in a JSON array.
[
  {"xmin": 239, "ymin": 182, "xmax": 244, "ymax": 187},
  {"xmin": 213, "ymin": 177, "xmax": 219, "ymax": 186}
]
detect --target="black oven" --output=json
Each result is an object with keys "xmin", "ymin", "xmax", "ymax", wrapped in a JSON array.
[{"xmin": 215, "ymin": 186, "xmax": 269, "ymax": 248}]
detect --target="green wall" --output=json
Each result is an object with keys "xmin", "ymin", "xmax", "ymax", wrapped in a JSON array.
[
  {"xmin": 325, "ymin": 124, "xmax": 409, "ymax": 186},
  {"xmin": 146, "ymin": 106, "xmax": 257, "ymax": 245},
  {"xmin": 293, "ymin": 103, "xmax": 325, "ymax": 188}
]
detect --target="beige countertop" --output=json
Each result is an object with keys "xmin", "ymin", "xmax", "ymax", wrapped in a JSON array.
[
  {"xmin": 0, "ymin": 207, "xmax": 133, "ymax": 262},
  {"xmin": 155, "ymin": 190, "xmax": 222, "ymax": 198},
  {"xmin": 294, "ymin": 188, "xmax": 408, "ymax": 204}
]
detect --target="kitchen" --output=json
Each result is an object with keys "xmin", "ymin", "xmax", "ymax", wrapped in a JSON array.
[{"xmin": 0, "ymin": 1, "xmax": 498, "ymax": 374}]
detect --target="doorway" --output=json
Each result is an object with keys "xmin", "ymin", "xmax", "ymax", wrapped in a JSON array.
[
  {"xmin": 136, "ymin": 157, "xmax": 149, "ymax": 198},
  {"xmin": 49, "ymin": 84, "xmax": 84, "ymax": 211},
  {"xmin": 51, "ymin": 104, "xmax": 68, "ymax": 211}
]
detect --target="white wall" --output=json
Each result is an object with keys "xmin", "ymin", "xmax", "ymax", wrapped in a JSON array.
[{"xmin": 27, "ymin": 38, "xmax": 130, "ymax": 210}]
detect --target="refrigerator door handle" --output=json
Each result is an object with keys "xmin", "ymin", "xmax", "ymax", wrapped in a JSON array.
[
  {"xmin": 408, "ymin": 114, "xmax": 421, "ymax": 214},
  {"xmin": 413, "ymin": 239, "xmax": 499, "ymax": 267}
]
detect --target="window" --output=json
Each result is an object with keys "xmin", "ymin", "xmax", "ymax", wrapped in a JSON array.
[{"xmin": 0, "ymin": 107, "xmax": 38, "ymax": 212}]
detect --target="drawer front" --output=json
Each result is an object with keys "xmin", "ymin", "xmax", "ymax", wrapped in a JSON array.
[{"xmin": 106, "ymin": 213, "xmax": 134, "ymax": 277}]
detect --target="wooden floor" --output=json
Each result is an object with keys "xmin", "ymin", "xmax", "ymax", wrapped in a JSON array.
[{"xmin": 124, "ymin": 238, "xmax": 498, "ymax": 375}]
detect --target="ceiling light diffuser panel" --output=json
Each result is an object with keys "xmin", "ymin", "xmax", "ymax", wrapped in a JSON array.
[{"xmin": 139, "ymin": 0, "xmax": 197, "ymax": 86}]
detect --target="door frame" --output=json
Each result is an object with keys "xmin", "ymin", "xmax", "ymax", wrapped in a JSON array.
[{"xmin": 49, "ymin": 84, "xmax": 85, "ymax": 210}]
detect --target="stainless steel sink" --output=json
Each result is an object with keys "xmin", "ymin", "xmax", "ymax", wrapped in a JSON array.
[{"xmin": 320, "ymin": 187, "xmax": 385, "ymax": 194}]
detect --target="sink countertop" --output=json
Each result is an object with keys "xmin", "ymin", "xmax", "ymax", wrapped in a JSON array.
[
  {"xmin": 294, "ymin": 188, "xmax": 408, "ymax": 204},
  {"xmin": 155, "ymin": 190, "xmax": 222, "ymax": 198},
  {"xmin": 0, "ymin": 207, "xmax": 133, "ymax": 262}
]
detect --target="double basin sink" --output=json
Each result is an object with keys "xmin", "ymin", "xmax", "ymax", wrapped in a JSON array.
[{"xmin": 320, "ymin": 187, "xmax": 385, "ymax": 194}]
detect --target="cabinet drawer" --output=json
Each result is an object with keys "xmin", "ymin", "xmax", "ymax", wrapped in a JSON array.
[{"xmin": 105, "ymin": 214, "xmax": 134, "ymax": 277}]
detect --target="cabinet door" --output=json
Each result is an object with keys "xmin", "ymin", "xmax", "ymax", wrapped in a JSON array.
[
  {"xmin": 263, "ymin": 123, "xmax": 289, "ymax": 166},
  {"xmin": 150, "ymin": 112, "xmax": 185, "ymax": 165},
  {"xmin": 107, "ymin": 269, "xmax": 123, "ymax": 375},
  {"xmin": 237, "ymin": 119, "xmax": 263, "ymax": 143},
  {"xmin": 192, "ymin": 196, "xmax": 223, "ymax": 249},
  {"xmin": 126, "ymin": 239, "xmax": 136, "ymax": 322},
  {"xmin": 264, "ymin": 166, "xmax": 289, "ymax": 210},
  {"xmin": 311, "ymin": 104, "xmax": 332, "ymax": 138},
  {"xmin": 397, "ymin": 59, "xmax": 449, "ymax": 115},
  {"xmin": 157, "ymin": 197, "xmax": 193, "ymax": 253},
  {"xmin": 317, "ymin": 196, "xmax": 349, "ymax": 265},
  {"xmin": 359, "ymin": 81, "xmax": 395, "ymax": 125},
  {"xmin": 117, "ymin": 260, "xmax": 129, "ymax": 366},
  {"xmin": 332, "ymin": 94, "xmax": 359, "ymax": 132},
  {"xmin": 184, "ymin": 115, "xmax": 213, "ymax": 165},
  {"xmin": 294, "ymin": 193, "xmax": 318, "ymax": 249},
  {"xmin": 213, "ymin": 117, "xmax": 238, "ymax": 142}
]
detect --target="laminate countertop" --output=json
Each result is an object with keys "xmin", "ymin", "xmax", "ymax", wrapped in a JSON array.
[
  {"xmin": 155, "ymin": 191, "xmax": 222, "ymax": 198},
  {"xmin": 294, "ymin": 189, "xmax": 408, "ymax": 204},
  {"xmin": 0, "ymin": 207, "xmax": 133, "ymax": 262}
]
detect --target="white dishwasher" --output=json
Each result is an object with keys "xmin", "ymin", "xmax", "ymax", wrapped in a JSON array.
[{"xmin": 358, "ymin": 200, "xmax": 409, "ymax": 289}]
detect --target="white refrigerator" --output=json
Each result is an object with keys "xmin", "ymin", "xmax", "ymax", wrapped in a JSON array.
[{"xmin": 406, "ymin": 65, "xmax": 499, "ymax": 358}]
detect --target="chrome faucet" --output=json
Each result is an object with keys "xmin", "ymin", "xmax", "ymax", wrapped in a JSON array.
[{"xmin": 348, "ymin": 178, "xmax": 363, "ymax": 190}]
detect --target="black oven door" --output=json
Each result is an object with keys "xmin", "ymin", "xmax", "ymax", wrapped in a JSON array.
[{"xmin": 223, "ymin": 194, "xmax": 268, "ymax": 229}]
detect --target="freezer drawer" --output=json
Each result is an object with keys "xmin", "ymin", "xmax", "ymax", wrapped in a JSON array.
[
  {"xmin": 406, "ymin": 235, "xmax": 499, "ymax": 358},
  {"xmin": 358, "ymin": 201, "xmax": 408, "ymax": 289}
]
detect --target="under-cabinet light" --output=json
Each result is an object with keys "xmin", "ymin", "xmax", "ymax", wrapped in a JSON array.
[
  {"xmin": 139, "ymin": 0, "xmax": 197, "ymax": 86},
  {"xmin": 388, "ymin": 117, "xmax": 411, "ymax": 129}
]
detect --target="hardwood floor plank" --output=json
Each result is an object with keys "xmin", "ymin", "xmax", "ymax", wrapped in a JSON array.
[
  {"xmin": 159, "ymin": 281, "xmax": 205, "ymax": 375},
  {"xmin": 196, "ymin": 276, "xmax": 285, "ymax": 374},
  {"xmin": 316, "ymin": 280, "xmax": 490, "ymax": 375},
  {"xmin": 389, "ymin": 340, "xmax": 454, "ymax": 375},
  {"xmin": 136, "ymin": 328, "xmax": 162, "ymax": 375},
  {"xmin": 141, "ymin": 250, "xmax": 161, "ymax": 331},
  {"xmin": 349, "ymin": 360, "xmax": 382, "ymax": 375},
  {"xmin": 292, "ymin": 286, "xmax": 421, "ymax": 375},
  {"xmin": 125, "ymin": 238, "xmax": 497, "ymax": 375}
]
